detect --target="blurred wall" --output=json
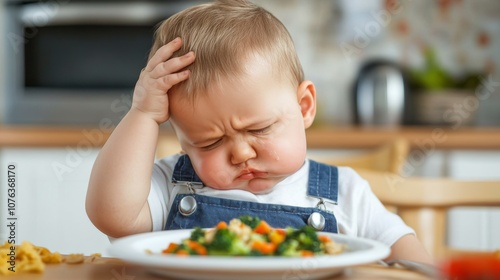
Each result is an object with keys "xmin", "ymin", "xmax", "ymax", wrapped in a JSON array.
[
  {"xmin": 0, "ymin": 3, "xmax": 6, "ymax": 123},
  {"xmin": 253, "ymin": 0, "xmax": 357, "ymax": 125},
  {"xmin": 254, "ymin": 0, "xmax": 500, "ymax": 126}
]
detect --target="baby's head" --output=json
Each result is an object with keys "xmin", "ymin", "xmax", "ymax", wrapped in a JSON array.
[
  {"xmin": 149, "ymin": 0, "xmax": 304, "ymax": 98},
  {"xmin": 150, "ymin": 0, "xmax": 316, "ymax": 194}
]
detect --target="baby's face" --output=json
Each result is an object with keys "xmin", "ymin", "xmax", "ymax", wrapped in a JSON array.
[{"xmin": 169, "ymin": 56, "xmax": 314, "ymax": 194}]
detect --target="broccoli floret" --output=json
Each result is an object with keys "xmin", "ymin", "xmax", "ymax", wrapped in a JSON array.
[
  {"xmin": 206, "ymin": 228, "xmax": 250, "ymax": 255},
  {"xmin": 249, "ymin": 232, "xmax": 267, "ymax": 243},
  {"xmin": 208, "ymin": 229, "xmax": 234, "ymax": 251},
  {"xmin": 238, "ymin": 215, "xmax": 261, "ymax": 229},
  {"xmin": 276, "ymin": 239, "xmax": 300, "ymax": 256},
  {"xmin": 229, "ymin": 239, "xmax": 251, "ymax": 255},
  {"xmin": 190, "ymin": 227, "xmax": 206, "ymax": 243},
  {"xmin": 290, "ymin": 226, "xmax": 322, "ymax": 252},
  {"xmin": 275, "ymin": 226, "xmax": 322, "ymax": 255}
]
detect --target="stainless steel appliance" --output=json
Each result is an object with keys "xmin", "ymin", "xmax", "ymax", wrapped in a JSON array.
[
  {"xmin": 352, "ymin": 60, "xmax": 410, "ymax": 127},
  {"xmin": 3, "ymin": 0, "xmax": 203, "ymax": 125}
]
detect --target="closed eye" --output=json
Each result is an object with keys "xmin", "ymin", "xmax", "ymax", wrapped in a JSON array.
[
  {"xmin": 249, "ymin": 124, "xmax": 273, "ymax": 135},
  {"xmin": 200, "ymin": 138, "xmax": 223, "ymax": 151}
]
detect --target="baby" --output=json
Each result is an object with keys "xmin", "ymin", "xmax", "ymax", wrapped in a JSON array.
[{"xmin": 86, "ymin": 0, "xmax": 431, "ymax": 263}]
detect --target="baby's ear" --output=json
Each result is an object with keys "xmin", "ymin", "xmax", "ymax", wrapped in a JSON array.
[{"xmin": 296, "ymin": 81, "xmax": 317, "ymax": 129}]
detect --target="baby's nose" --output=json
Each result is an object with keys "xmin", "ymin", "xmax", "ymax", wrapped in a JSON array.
[{"xmin": 230, "ymin": 140, "xmax": 257, "ymax": 165}]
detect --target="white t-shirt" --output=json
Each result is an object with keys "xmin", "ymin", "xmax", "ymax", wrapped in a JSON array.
[{"xmin": 148, "ymin": 154, "xmax": 414, "ymax": 247}]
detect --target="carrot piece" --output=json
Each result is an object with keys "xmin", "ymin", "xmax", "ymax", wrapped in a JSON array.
[
  {"xmin": 252, "ymin": 240, "xmax": 276, "ymax": 255},
  {"xmin": 196, "ymin": 246, "xmax": 207, "ymax": 255},
  {"xmin": 187, "ymin": 240, "xmax": 207, "ymax": 255},
  {"xmin": 162, "ymin": 243, "xmax": 179, "ymax": 254},
  {"xmin": 216, "ymin": 221, "xmax": 228, "ymax": 230},
  {"xmin": 254, "ymin": 220, "xmax": 272, "ymax": 234},
  {"xmin": 176, "ymin": 249, "xmax": 190, "ymax": 256},
  {"xmin": 301, "ymin": 250, "xmax": 314, "ymax": 257},
  {"xmin": 275, "ymin": 228, "xmax": 286, "ymax": 235},
  {"xmin": 318, "ymin": 235, "xmax": 331, "ymax": 243}
]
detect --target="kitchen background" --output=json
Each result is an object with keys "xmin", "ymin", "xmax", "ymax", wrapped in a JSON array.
[
  {"xmin": 1, "ymin": 0, "xmax": 500, "ymax": 126},
  {"xmin": 253, "ymin": 0, "xmax": 500, "ymax": 127},
  {"xmin": 0, "ymin": 0, "xmax": 499, "ymax": 257}
]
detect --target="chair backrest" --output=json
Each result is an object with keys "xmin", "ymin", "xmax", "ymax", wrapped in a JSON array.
[
  {"xmin": 311, "ymin": 138, "xmax": 410, "ymax": 174},
  {"xmin": 355, "ymin": 168, "xmax": 500, "ymax": 260}
]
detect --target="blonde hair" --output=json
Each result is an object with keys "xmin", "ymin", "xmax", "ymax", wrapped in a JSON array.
[{"xmin": 149, "ymin": 0, "xmax": 304, "ymax": 99}]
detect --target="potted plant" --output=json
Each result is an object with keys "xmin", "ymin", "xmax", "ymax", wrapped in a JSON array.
[{"xmin": 407, "ymin": 48, "xmax": 482, "ymax": 126}]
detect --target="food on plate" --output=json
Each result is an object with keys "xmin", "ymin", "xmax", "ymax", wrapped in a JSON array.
[{"xmin": 161, "ymin": 216, "xmax": 345, "ymax": 256}]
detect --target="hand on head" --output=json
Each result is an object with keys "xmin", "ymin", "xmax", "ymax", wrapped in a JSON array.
[{"xmin": 131, "ymin": 38, "xmax": 195, "ymax": 124}]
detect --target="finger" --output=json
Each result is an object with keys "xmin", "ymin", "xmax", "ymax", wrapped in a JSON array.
[
  {"xmin": 145, "ymin": 37, "xmax": 182, "ymax": 72},
  {"xmin": 150, "ymin": 51, "xmax": 195, "ymax": 79},
  {"xmin": 155, "ymin": 70, "xmax": 191, "ymax": 91}
]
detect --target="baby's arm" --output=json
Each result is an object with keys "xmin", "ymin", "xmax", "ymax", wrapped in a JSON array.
[
  {"xmin": 387, "ymin": 234, "xmax": 434, "ymax": 265},
  {"xmin": 85, "ymin": 38, "xmax": 195, "ymax": 238}
]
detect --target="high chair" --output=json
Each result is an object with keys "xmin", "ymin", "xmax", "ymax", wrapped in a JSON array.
[
  {"xmin": 310, "ymin": 138, "xmax": 410, "ymax": 174},
  {"xmin": 355, "ymin": 168, "xmax": 500, "ymax": 260}
]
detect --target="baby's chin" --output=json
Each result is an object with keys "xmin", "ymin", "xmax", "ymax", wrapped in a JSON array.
[{"xmin": 241, "ymin": 179, "xmax": 279, "ymax": 195}]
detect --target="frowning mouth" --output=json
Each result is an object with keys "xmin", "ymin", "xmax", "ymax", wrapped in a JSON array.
[{"xmin": 236, "ymin": 169, "xmax": 268, "ymax": 180}]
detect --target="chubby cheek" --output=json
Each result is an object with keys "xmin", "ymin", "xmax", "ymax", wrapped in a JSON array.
[
  {"xmin": 263, "ymin": 114, "xmax": 308, "ymax": 173},
  {"xmin": 189, "ymin": 152, "xmax": 234, "ymax": 189},
  {"xmin": 259, "ymin": 135, "xmax": 307, "ymax": 174}
]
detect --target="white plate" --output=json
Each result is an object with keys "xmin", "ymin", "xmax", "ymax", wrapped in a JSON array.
[{"xmin": 108, "ymin": 230, "xmax": 390, "ymax": 280}]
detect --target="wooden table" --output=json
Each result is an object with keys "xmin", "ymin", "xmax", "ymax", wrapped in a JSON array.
[{"xmin": 6, "ymin": 257, "xmax": 432, "ymax": 280}]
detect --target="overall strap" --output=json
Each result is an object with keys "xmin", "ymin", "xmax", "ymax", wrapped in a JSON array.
[
  {"xmin": 171, "ymin": 154, "xmax": 203, "ymax": 184},
  {"xmin": 307, "ymin": 160, "xmax": 339, "ymax": 204}
]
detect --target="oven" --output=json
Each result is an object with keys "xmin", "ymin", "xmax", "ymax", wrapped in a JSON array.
[{"xmin": 3, "ymin": 0, "xmax": 203, "ymax": 125}]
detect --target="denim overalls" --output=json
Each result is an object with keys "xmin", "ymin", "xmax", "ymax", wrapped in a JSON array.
[{"xmin": 165, "ymin": 155, "xmax": 339, "ymax": 233}]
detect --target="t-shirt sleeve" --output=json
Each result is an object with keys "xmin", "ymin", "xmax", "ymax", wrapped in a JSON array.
[
  {"xmin": 336, "ymin": 167, "xmax": 415, "ymax": 247},
  {"xmin": 147, "ymin": 154, "xmax": 181, "ymax": 232}
]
